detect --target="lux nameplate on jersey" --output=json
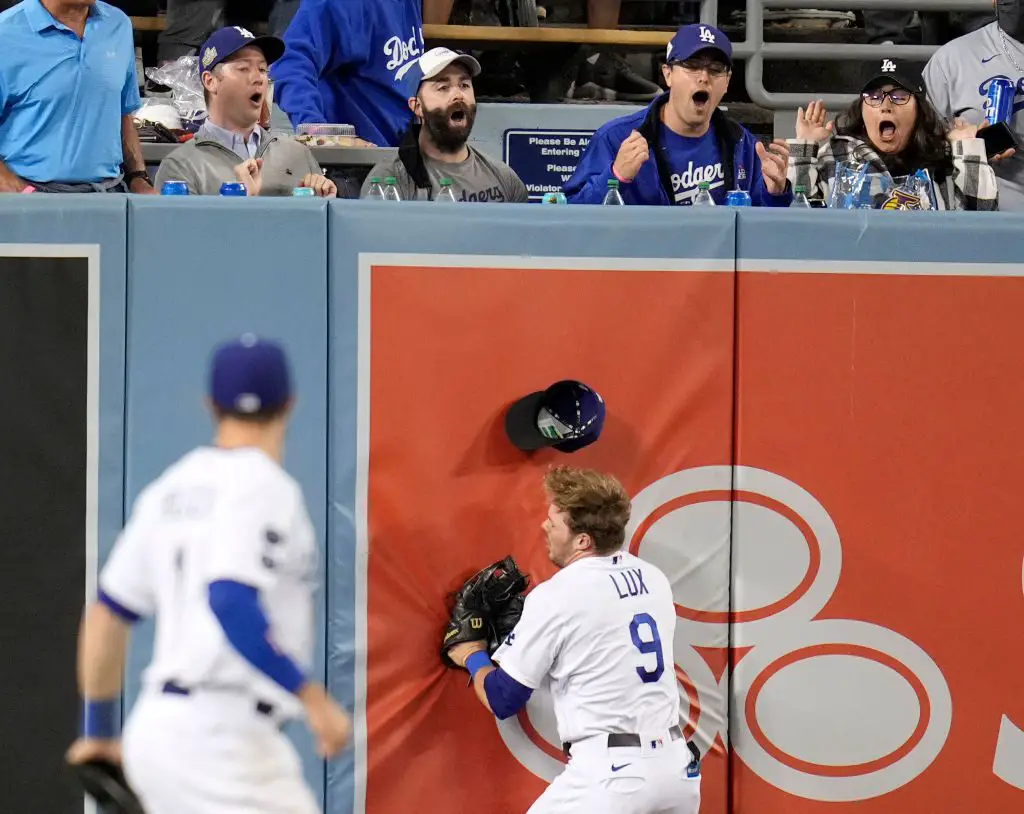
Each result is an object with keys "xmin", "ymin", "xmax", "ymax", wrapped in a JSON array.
[{"xmin": 610, "ymin": 566, "xmax": 650, "ymax": 599}]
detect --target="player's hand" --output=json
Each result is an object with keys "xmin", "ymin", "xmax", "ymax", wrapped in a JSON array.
[
  {"xmin": 612, "ymin": 130, "xmax": 650, "ymax": 182},
  {"xmin": 300, "ymin": 173, "xmax": 337, "ymax": 198},
  {"xmin": 299, "ymin": 682, "xmax": 351, "ymax": 759},
  {"xmin": 975, "ymin": 120, "xmax": 1017, "ymax": 161},
  {"xmin": 756, "ymin": 139, "xmax": 790, "ymax": 195},
  {"xmin": 446, "ymin": 640, "xmax": 487, "ymax": 669},
  {"xmin": 795, "ymin": 100, "xmax": 833, "ymax": 142},
  {"xmin": 66, "ymin": 737, "xmax": 122, "ymax": 766},
  {"xmin": 234, "ymin": 158, "xmax": 264, "ymax": 197}
]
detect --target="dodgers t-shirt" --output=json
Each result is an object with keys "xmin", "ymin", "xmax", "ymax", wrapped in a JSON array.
[{"xmin": 658, "ymin": 123, "xmax": 725, "ymax": 205}]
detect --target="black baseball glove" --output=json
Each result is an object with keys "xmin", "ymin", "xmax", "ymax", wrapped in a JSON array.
[
  {"xmin": 440, "ymin": 556, "xmax": 529, "ymax": 668},
  {"xmin": 69, "ymin": 759, "xmax": 145, "ymax": 814}
]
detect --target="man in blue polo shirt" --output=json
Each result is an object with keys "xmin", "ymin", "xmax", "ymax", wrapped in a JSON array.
[
  {"xmin": 565, "ymin": 24, "xmax": 791, "ymax": 206},
  {"xmin": 0, "ymin": 0, "xmax": 155, "ymax": 193}
]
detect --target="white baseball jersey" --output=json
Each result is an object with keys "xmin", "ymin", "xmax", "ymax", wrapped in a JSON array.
[
  {"xmin": 924, "ymin": 22, "xmax": 1024, "ymax": 210},
  {"xmin": 493, "ymin": 551, "xmax": 679, "ymax": 745},
  {"xmin": 99, "ymin": 445, "xmax": 317, "ymax": 719}
]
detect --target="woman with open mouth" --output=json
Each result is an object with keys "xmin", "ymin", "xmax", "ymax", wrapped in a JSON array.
[{"xmin": 787, "ymin": 58, "xmax": 1000, "ymax": 210}]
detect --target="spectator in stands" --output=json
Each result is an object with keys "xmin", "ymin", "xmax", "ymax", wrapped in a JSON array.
[
  {"xmin": 157, "ymin": 0, "xmax": 299, "ymax": 66},
  {"xmin": 361, "ymin": 48, "xmax": 527, "ymax": 202},
  {"xmin": 564, "ymin": 24, "xmax": 792, "ymax": 205},
  {"xmin": 270, "ymin": 0, "xmax": 423, "ymax": 147},
  {"xmin": 924, "ymin": 0, "xmax": 1023, "ymax": 209},
  {"xmin": 0, "ymin": 0, "xmax": 154, "ymax": 193},
  {"xmin": 789, "ymin": 60, "xmax": 998, "ymax": 210},
  {"xmin": 154, "ymin": 27, "xmax": 336, "ymax": 196}
]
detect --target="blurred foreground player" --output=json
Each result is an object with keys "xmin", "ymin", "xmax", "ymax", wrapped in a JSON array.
[
  {"xmin": 66, "ymin": 334, "xmax": 350, "ymax": 814},
  {"xmin": 442, "ymin": 466, "xmax": 702, "ymax": 814}
]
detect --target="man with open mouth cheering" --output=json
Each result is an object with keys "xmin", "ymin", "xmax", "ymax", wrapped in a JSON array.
[
  {"xmin": 155, "ymin": 26, "xmax": 337, "ymax": 197},
  {"xmin": 564, "ymin": 24, "xmax": 793, "ymax": 206}
]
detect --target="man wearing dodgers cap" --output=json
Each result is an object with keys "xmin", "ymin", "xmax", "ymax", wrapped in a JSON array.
[
  {"xmin": 565, "ymin": 24, "xmax": 792, "ymax": 206},
  {"xmin": 363, "ymin": 47, "xmax": 527, "ymax": 201},
  {"xmin": 68, "ymin": 334, "xmax": 351, "ymax": 814}
]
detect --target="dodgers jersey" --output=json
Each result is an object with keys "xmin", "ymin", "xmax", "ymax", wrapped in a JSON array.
[
  {"xmin": 99, "ymin": 446, "xmax": 317, "ymax": 718},
  {"xmin": 924, "ymin": 22, "xmax": 1024, "ymax": 210},
  {"xmin": 493, "ymin": 551, "xmax": 679, "ymax": 745}
]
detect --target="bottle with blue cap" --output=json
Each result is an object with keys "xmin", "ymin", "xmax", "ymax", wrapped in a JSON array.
[
  {"xmin": 219, "ymin": 182, "xmax": 248, "ymax": 197},
  {"xmin": 292, "ymin": 187, "xmax": 315, "ymax": 197}
]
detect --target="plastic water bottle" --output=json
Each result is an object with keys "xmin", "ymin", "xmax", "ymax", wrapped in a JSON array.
[
  {"xmin": 692, "ymin": 181, "xmax": 715, "ymax": 206},
  {"xmin": 383, "ymin": 176, "xmax": 402, "ymax": 202},
  {"xmin": 435, "ymin": 178, "xmax": 457, "ymax": 203},
  {"xmin": 602, "ymin": 179, "xmax": 624, "ymax": 205},
  {"xmin": 790, "ymin": 185, "xmax": 811, "ymax": 208},
  {"xmin": 363, "ymin": 176, "xmax": 385, "ymax": 201}
]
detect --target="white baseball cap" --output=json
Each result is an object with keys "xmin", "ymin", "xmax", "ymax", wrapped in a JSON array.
[{"xmin": 416, "ymin": 47, "xmax": 482, "ymax": 82}]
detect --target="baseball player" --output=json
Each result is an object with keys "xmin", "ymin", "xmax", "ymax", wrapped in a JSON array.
[
  {"xmin": 65, "ymin": 334, "xmax": 350, "ymax": 814},
  {"xmin": 443, "ymin": 465, "xmax": 701, "ymax": 814}
]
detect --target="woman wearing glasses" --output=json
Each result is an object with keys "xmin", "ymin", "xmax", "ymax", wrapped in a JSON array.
[{"xmin": 788, "ymin": 59, "xmax": 999, "ymax": 210}]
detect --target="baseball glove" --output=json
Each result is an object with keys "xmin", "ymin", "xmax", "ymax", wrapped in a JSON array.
[
  {"xmin": 69, "ymin": 759, "xmax": 145, "ymax": 814},
  {"xmin": 441, "ymin": 556, "xmax": 529, "ymax": 668}
]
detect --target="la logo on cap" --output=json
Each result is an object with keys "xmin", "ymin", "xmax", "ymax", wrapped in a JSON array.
[
  {"xmin": 234, "ymin": 26, "xmax": 254, "ymax": 38},
  {"xmin": 881, "ymin": 58, "xmax": 896, "ymax": 72},
  {"xmin": 699, "ymin": 25, "xmax": 716, "ymax": 43}
]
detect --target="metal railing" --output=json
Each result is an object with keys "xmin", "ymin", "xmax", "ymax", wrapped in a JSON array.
[{"xmin": 699, "ymin": 0, "xmax": 993, "ymax": 108}]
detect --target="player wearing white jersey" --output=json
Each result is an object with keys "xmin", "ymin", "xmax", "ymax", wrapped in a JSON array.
[
  {"xmin": 445, "ymin": 466, "xmax": 701, "ymax": 814},
  {"xmin": 66, "ymin": 334, "xmax": 351, "ymax": 814}
]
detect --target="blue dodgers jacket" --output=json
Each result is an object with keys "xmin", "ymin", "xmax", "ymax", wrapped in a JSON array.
[
  {"xmin": 270, "ymin": 0, "xmax": 423, "ymax": 147},
  {"xmin": 565, "ymin": 95, "xmax": 793, "ymax": 206}
]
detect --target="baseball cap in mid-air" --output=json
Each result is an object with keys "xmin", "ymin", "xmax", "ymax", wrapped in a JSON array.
[
  {"xmin": 666, "ymin": 23, "xmax": 733, "ymax": 67},
  {"xmin": 504, "ymin": 380, "xmax": 606, "ymax": 453},
  {"xmin": 209, "ymin": 334, "xmax": 292, "ymax": 415},
  {"xmin": 860, "ymin": 58, "xmax": 924, "ymax": 95},
  {"xmin": 199, "ymin": 26, "xmax": 286, "ymax": 74},
  {"xmin": 413, "ymin": 47, "xmax": 482, "ymax": 84}
]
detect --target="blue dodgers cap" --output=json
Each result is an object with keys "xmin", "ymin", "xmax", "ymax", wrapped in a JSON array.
[
  {"xmin": 504, "ymin": 380, "xmax": 606, "ymax": 453},
  {"xmin": 209, "ymin": 334, "xmax": 292, "ymax": 415},
  {"xmin": 666, "ymin": 23, "xmax": 733, "ymax": 66},
  {"xmin": 199, "ymin": 26, "xmax": 285, "ymax": 74}
]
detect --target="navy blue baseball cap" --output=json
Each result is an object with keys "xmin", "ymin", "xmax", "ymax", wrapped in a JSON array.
[
  {"xmin": 199, "ymin": 26, "xmax": 285, "ymax": 74},
  {"xmin": 666, "ymin": 24, "xmax": 732, "ymax": 66},
  {"xmin": 209, "ymin": 334, "xmax": 292, "ymax": 415},
  {"xmin": 505, "ymin": 380, "xmax": 605, "ymax": 453}
]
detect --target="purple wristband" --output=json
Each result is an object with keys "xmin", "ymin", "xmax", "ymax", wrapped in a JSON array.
[
  {"xmin": 82, "ymin": 699, "xmax": 117, "ymax": 738},
  {"xmin": 465, "ymin": 650, "xmax": 493, "ymax": 680}
]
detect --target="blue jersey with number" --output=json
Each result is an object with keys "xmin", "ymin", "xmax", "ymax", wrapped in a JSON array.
[{"xmin": 492, "ymin": 551, "xmax": 678, "ymax": 744}]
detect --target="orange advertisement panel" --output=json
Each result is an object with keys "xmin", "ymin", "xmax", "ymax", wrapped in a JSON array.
[
  {"xmin": 731, "ymin": 267, "xmax": 1024, "ymax": 811},
  {"xmin": 358, "ymin": 257, "xmax": 736, "ymax": 814}
]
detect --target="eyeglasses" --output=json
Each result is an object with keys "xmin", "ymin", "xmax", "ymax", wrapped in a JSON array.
[
  {"xmin": 673, "ymin": 59, "xmax": 730, "ymax": 78},
  {"xmin": 862, "ymin": 88, "xmax": 913, "ymax": 106}
]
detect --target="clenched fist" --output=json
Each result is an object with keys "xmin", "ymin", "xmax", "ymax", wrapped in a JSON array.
[{"xmin": 612, "ymin": 130, "xmax": 650, "ymax": 182}]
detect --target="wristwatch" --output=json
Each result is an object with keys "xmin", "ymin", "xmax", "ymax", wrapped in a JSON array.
[{"xmin": 125, "ymin": 169, "xmax": 152, "ymax": 187}]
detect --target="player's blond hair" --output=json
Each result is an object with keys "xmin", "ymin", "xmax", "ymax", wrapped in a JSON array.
[{"xmin": 543, "ymin": 466, "xmax": 632, "ymax": 556}]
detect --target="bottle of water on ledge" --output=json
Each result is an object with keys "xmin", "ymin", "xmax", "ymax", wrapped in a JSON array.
[
  {"xmin": 435, "ymin": 178, "xmax": 457, "ymax": 203},
  {"xmin": 603, "ymin": 179, "xmax": 624, "ymax": 205},
  {"xmin": 383, "ymin": 176, "xmax": 402, "ymax": 202},
  {"xmin": 693, "ymin": 182, "xmax": 714, "ymax": 206},
  {"xmin": 363, "ymin": 177, "xmax": 385, "ymax": 201},
  {"xmin": 790, "ymin": 185, "xmax": 811, "ymax": 208}
]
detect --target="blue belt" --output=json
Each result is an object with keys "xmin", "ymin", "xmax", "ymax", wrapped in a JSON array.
[{"xmin": 161, "ymin": 680, "xmax": 276, "ymax": 718}]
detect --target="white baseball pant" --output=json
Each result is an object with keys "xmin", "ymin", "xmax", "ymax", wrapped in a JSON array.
[
  {"xmin": 527, "ymin": 733, "xmax": 701, "ymax": 814},
  {"xmin": 122, "ymin": 687, "xmax": 320, "ymax": 814}
]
